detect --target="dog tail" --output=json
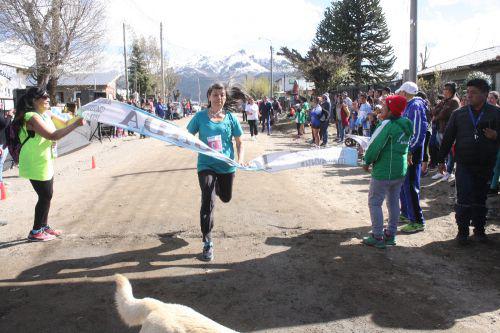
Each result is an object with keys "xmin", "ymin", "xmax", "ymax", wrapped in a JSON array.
[{"xmin": 114, "ymin": 274, "xmax": 156, "ymax": 327}]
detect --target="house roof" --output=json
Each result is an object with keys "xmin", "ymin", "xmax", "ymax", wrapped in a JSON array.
[
  {"xmin": 419, "ymin": 45, "xmax": 500, "ymax": 76},
  {"xmin": 57, "ymin": 71, "xmax": 121, "ymax": 86}
]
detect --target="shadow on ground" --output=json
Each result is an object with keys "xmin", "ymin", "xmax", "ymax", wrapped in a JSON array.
[{"xmin": 1, "ymin": 228, "xmax": 499, "ymax": 332}]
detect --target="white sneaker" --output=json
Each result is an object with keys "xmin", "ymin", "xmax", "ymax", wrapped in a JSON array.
[
  {"xmin": 447, "ymin": 173, "xmax": 455, "ymax": 182},
  {"xmin": 432, "ymin": 173, "xmax": 444, "ymax": 180},
  {"xmin": 441, "ymin": 172, "xmax": 450, "ymax": 181}
]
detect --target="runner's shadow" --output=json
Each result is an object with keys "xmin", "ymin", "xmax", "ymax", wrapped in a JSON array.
[
  {"xmin": 2, "ymin": 228, "xmax": 499, "ymax": 332},
  {"xmin": 4, "ymin": 233, "xmax": 192, "ymax": 282}
]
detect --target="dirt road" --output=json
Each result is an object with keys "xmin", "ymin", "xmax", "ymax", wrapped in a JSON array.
[{"xmin": 0, "ymin": 115, "xmax": 499, "ymax": 333}]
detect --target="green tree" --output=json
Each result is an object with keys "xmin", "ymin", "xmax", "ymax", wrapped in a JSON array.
[
  {"xmin": 279, "ymin": 46, "xmax": 350, "ymax": 94},
  {"xmin": 243, "ymin": 77, "xmax": 270, "ymax": 99},
  {"xmin": 128, "ymin": 39, "xmax": 152, "ymax": 97},
  {"xmin": 314, "ymin": 0, "xmax": 396, "ymax": 86}
]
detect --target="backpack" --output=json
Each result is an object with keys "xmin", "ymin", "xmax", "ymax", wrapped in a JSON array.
[{"xmin": 4, "ymin": 121, "xmax": 34, "ymax": 164}]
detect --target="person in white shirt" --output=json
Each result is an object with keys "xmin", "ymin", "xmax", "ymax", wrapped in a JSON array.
[
  {"xmin": 358, "ymin": 92, "xmax": 373, "ymax": 137},
  {"xmin": 245, "ymin": 98, "xmax": 259, "ymax": 140}
]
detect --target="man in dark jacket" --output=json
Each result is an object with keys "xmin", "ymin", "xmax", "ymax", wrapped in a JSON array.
[
  {"xmin": 438, "ymin": 78, "xmax": 500, "ymax": 244},
  {"xmin": 319, "ymin": 93, "xmax": 331, "ymax": 146},
  {"xmin": 431, "ymin": 82, "xmax": 460, "ymax": 181},
  {"xmin": 260, "ymin": 97, "xmax": 273, "ymax": 135}
]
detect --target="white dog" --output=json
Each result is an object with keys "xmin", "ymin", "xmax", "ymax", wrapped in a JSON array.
[{"xmin": 114, "ymin": 274, "xmax": 238, "ymax": 333}]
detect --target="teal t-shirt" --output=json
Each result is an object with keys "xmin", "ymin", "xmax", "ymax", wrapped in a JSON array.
[{"xmin": 187, "ymin": 109, "xmax": 243, "ymax": 174}]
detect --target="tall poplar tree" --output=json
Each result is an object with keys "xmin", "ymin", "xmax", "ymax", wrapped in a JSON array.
[
  {"xmin": 314, "ymin": 0, "xmax": 396, "ymax": 86},
  {"xmin": 128, "ymin": 39, "xmax": 152, "ymax": 97}
]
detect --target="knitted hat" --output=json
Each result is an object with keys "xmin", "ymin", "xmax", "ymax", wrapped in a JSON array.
[{"xmin": 385, "ymin": 95, "xmax": 407, "ymax": 117}]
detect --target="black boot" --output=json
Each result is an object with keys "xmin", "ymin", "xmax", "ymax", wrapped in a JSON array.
[
  {"xmin": 472, "ymin": 227, "xmax": 488, "ymax": 243},
  {"xmin": 456, "ymin": 226, "xmax": 470, "ymax": 246}
]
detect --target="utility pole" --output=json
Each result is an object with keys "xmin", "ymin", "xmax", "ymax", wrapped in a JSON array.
[
  {"xmin": 270, "ymin": 45, "xmax": 274, "ymax": 98},
  {"xmin": 123, "ymin": 22, "xmax": 129, "ymax": 99},
  {"xmin": 409, "ymin": 0, "xmax": 417, "ymax": 82},
  {"xmin": 160, "ymin": 22, "xmax": 165, "ymax": 100}
]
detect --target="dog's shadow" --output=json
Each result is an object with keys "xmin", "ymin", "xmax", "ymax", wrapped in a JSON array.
[{"xmin": 1, "ymin": 227, "xmax": 500, "ymax": 333}]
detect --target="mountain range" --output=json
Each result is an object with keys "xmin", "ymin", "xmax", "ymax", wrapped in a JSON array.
[{"xmin": 174, "ymin": 49, "xmax": 295, "ymax": 101}]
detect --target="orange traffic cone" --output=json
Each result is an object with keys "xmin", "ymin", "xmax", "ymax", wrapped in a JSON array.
[
  {"xmin": 91, "ymin": 156, "xmax": 96, "ymax": 169},
  {"xmin": 0, "ymin": 182, "xmax": 6, "ymax": 200}
]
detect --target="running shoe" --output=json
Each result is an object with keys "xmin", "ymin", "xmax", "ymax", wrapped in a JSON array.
[
  {"xmin": 43, "ymin": 225, "xmax": 63, "ymax": 237},
  {"xmin": 27, "ymin": 230, "xmax": 56, "ymax": 242},
  {"xmin": 441, "ymin": 173, "xmax": 451, "ymax": 182},
  {"xmin": 447, "ymin": 173, "xmax": 455, "ymax": 182},
  {"xmin": 432, "ymin": 172, "xmax": 444, "ymax": 180},
  {"xmin": 201, "ymin": 241, "xmax": 213, "ymax": 261},
  {"xmin": 384, "ymin": 230, "xmax": 396, "ymax": 246},
  {"xmin": 400, "ymin": 223, "xmax": 425, "ymax": 234},
  {"xmin": 362, "ymin": 234, "xmax": 386, "ymax": 249},
  {"xmin": 398, "ymin": 215, "xmax": 411, "ymax": 224}
]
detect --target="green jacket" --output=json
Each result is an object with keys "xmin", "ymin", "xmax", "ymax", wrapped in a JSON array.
[
  {"xmin": 295, "ymin": 110, "xmax": 306, "ymax": 124},
  {"xmin": 364, "ymin": 117, "xmax": 413, "ymax": 180}
]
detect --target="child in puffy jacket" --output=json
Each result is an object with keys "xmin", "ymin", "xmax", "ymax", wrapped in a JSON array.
[{"xmin": 362, "ymin": 95, "xmax": 414, "ymax": 249}]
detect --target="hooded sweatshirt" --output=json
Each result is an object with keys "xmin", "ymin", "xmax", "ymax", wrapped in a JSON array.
[{"xmin": 364, "ymin": 116, "xmax": 414, "ymax": 180}]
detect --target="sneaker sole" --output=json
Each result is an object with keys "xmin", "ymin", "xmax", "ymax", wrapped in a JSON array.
[
  {"xmin": 27, "ymin": 236, "xmax": 56, "ymax": 242},
  {"xmin": 400, "ymin": 228, "xmax": 425, "ymax": 234}
]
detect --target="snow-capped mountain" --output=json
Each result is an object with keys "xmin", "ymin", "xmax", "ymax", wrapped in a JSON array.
[{"xmin": 174, "ymin": 49, "xmax": 294, "ymax": 100}]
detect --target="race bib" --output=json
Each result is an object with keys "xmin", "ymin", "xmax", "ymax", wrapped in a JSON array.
[{"xmin": 207, "ymin": 135, "xmax": 223, "ymax": 152}]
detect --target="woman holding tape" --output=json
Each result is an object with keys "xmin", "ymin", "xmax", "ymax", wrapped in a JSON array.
[
  {"xmin": 187, "ymin": 83, "xmax": 247, "ymax": 261},
  {"xmin": 14, "ymin": 87, "xmax": 84, "ymax": 241}
]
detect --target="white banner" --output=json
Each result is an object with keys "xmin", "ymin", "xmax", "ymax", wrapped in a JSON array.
[
  {"xmin": 79, "ymin": 99, "xmax": 358, "ymax": 172},
  {"xmin": 345, "ymin": 134, "xmax": 370, "ymax": 152}
]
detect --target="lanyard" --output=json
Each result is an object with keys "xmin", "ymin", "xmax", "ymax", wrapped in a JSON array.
[
  {"xmin": 467, "ymin": 105, "xmax": 484, "ymax": 129},
  {"xmin": 468, "ymin": 105, "xmax": 485, "ymax": 141}
]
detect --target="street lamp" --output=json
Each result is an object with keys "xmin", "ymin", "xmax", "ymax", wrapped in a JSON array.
[{"xmin": 259, "ymin": 37, "xmax": 273, "ymax": 99}]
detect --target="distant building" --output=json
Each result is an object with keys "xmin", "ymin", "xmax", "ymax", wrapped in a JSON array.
[
  {"xmin": 0, "ymin": 61, "xmax": 29, "ymax": 110},
  {"xmin": 418, "ymin": 45, "xmax": 500, "ymax": 90},
  {"xmin": 274, "ymin": 76, "xmax": 315, "ymax": 97},
  {"xmin": 51, "ymin": 71, "xmax": 121, "ymax": 104}
]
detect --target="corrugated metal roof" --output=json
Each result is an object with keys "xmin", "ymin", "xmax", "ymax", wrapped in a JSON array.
[
  {"xmin": 419, "ymin": 45, "xmax": 500, "ymax": 76},
  {"xmin": 57, "ymin": 71, "xmax": 121, "ymax": 86}
]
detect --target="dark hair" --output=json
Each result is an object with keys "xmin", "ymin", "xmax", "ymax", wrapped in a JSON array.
[
  {"xmin": 444, "ymin": 81, "xmax": 457, "ymax": 94},
  {"xmin": 206, "ymin": 82, "xmax": 249, "ymax": 111},
  {"xmin": 466, "ymin": 78, "xmax": 490, "ymax": 94},
  {"xmin": 359, "ymin": 92, "xmax": 367, "ymax": 98},
  {"xmin": 383, "ymin": 86, "xmax": 391, "ymax": 94},
  {"xmin": 13, "ymin": 87, "xmax": 48, "ymax": 126},
  {"xmin": 416, "ymin": 91, "xmax": 427, "ymax": 99},
  {"xmin": 376, "ymin": 89, "xmax": 383, "ymax": 96}
]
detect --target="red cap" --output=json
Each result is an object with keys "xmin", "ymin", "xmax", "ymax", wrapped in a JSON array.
[{"xmin": 385, "ymin": 95, "xmax": 407, "ymax": 117}]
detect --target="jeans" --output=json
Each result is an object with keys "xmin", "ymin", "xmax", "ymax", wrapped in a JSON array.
[
  {"xmin": 198, "ymin": 170, "xmax": 235, "ymax": 243},
  {"xmin": 337, "ymin": 120, "xmax": 345, "ymax": 141},
  {"xmin": 30, "ymin": 178, "xmax": 54, "ymax": 230},
  {"xmin": 400, "ymin": 146, "xmax": 425, "ymax": 224},
  {"xmin": 491, "ymin": 150, "xmax": 500, "ymax": 190},
  {"xmin": 319, "ymin": 121, "xmax": 329, "ymax": 144},
  {"xmin": 455, "ymin": 163, "xmax": 492, "ymax": 231},
  {"xmin": 0, "ymin": 147, "xmax": 8, "ymax": 182},
  {"xmin": 369, "ymin": 177, "xmax": 405, "ymax": 237},
  {"xmin": 248, "ymin": 120, "xmax": 258, "ymax": 136},
  {"xmin": 242, "ymin": 111, "xmax": 247, "ymax": 122},
  {"xmin": 262, "ymin": 114, "xmax": 271, "ymax": 135}
]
